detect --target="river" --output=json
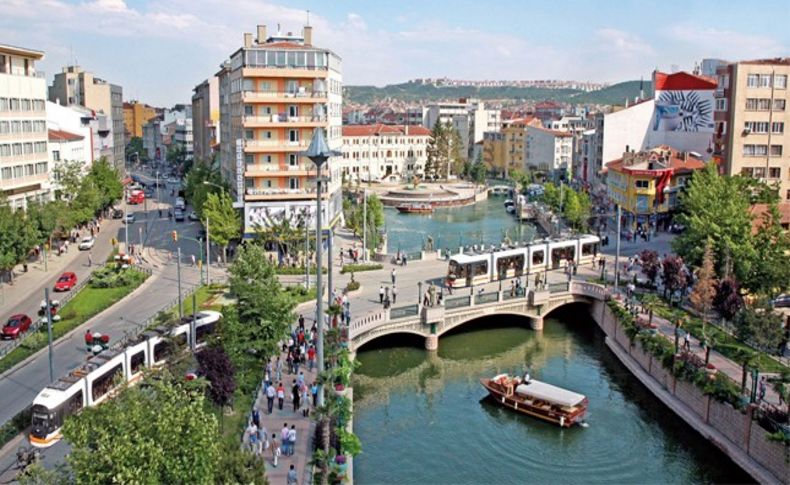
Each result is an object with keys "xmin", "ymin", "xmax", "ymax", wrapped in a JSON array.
[
  {"xmin": 352, "ymin": 306, "xmax": 751, "ymax": 484},
  {"xmin": 384, "ymin": 195, "xmax": 537, "ymax": 255}
]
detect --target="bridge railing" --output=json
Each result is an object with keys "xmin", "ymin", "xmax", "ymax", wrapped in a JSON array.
[
  {"xmin": 445, "ymin": 295, "xmax": 471, "ymax": 309},
  {"xmin": 547, "ymin": 282, "xmax": 570, "ymax": 293},
  {"xmin": 475, "ymin": 292, "xmax": 499, "ymax": 305},
  {"xmin": 502, "ymin": 288, "xmax": 527, "ymax": 301},
  {"xmin": 349, "ymin": 309, "xmax": 390, "ymax": 340},
  {"xmin": 390, "ymin": 304, "xmax": 419, "ymax": 319}
]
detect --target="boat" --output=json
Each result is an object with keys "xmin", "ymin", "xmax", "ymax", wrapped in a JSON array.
[
  {"xmin": 396, "ymin": 203, "xmax": 433, "ymax": 214},
  {"xmin": 504, "ymin": 199, "xmax": 516, "ymax": 214},
  {"xmin": 480, "ymin": 373, "xmax": 588, "ymax": 427}
]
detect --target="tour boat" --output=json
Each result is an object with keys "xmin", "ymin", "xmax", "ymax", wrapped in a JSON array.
[
  {"xmin": 480, "ymin": 373, "xmax": 588, "ymax": 427},
  {"xmin": 396, "ymin": 203, "xmax": 434, "ymax": 214},
  {"xmin": 504, "ymin": 199, "xmax": 516, "ymax": 214}
]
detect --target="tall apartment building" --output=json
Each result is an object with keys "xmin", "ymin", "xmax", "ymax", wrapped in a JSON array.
[
  {"xmin": 525, "ymin": 126, "xmax": 574, "ymax": 180},
  {"xmin": 340, "ymin": 124, "xmax": 431, "ymax": 183},
  {"xmin": 714, "ymin": 59, "xmax": 790, "ymax": 201},
  {"xmin": 0, "ymin": 43, "xmax": 50, "ymax": 209},
  {"xmin": 482, "ymin": 116, "xmax": 542, "ymax": 178},
  {"xmin": 123, "ymin": 101, "xmax": 158, "ymax": 139},
  {"xmin": 192, "ymin": 76, "xmax": 220, "ymax": 162},
  {"xmin": 49, "ymin": 65, "xmax": 124, "ymax": 170},
  {"xmin": 218, "ymin": 24, "xmax": 343, "ymax": 237},
  {"xmin": 423, "ymin": 99, "xmax": 500, "ymax": 159}
]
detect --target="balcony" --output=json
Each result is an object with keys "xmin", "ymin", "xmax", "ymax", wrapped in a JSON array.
[
  {"xmin": 244, "ymin": 139, "xmax": 309, "ymax": 152},
  {"xmin": 245, "ymin": 186, "xmax": 319, "ymax": 201},
  {"xmin": 243, "ymin": 114, "xmax": 327, "ymax": 128},
  {"xmin": 0, "ymin": 172, "xmax": 49, "ymax": 191},
  {"xmin": 245, "ymin": 164, "xmax": 314, "ymax": 177},
  {"xmin": 241, "ymin": 67, "xmax": 328, "ymax": 79},
  {"xmin": 242, "ymin": 91, "xmax": 328, "ymax": 104}
]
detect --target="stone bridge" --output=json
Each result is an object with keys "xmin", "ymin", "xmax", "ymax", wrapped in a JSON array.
[
  {"xmin": 487, "ymin": 185, "xmax": 513, "ymax": 195},
  {"xmin": 348, "ymin": 280, "xmax": 609, "ymax": 353}
]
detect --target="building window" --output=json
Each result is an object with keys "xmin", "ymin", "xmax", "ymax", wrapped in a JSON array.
[
  {"xmin": 786, "ymin": 189, "xmax": 790, "ymax": 201},
  {"xmin": 747, "ymin": 74, "xmax": 760, "ymax": 87},
  {"xmin": 770, "ymin": 145, "xmax": 783, "ymax": 156},
  {"xmin": 715, "ymin": 98, "xmax": 727, "ymax": 112},
  {"xmin": 775, "ymin": 75, "xmax": 788, "ymax": 89},
  {"xmin": 772, "ymin": 122, "xmax": 785, "ymax": 134},
  {"xmin": 744, "ymin": 121, "xmax": 769, "ymax": 133},
  {"xmin": 53, "ymin": 150, "xmax": 60, "ymax": 162},
  {"xmin": 244, "ymin": 129, "xmax": 253, "ymax": 140},
  {"xmin": 244, "ymin": 105, "xmax": 253, "ymax": 116},
  {"xmin": 288, "ymin": 177, "xmax": 299, "ymax": 189},
  {"xmin": 774, "ymin": 99, "xmax": 786, "ymax": 111},
  {"xmin": 769, "ymin": 167, "xmax": 781, "ymax": 179},
  {"xmin": 753, "ymin": 167, "xmax": 766, "ymax": 178},
  {"xmin": 634, "ymin": 180, "xmax": 649, "ymax": 189},
  {"xmin": 288, "ymin": 130, "xmax": 298, "ymax": 142},
  {"xmin": 743, "ymin": 144, "xmax": 768, "ymax": 156},
  {"xmin": 288, "ymin": 154, "xmax": 298, "ymax": 166}
]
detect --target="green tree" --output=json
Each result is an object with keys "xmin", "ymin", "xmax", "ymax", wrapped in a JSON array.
[
  {"xmin": 51, "ymin": 159, "xmax": 85, "ymax": 202},
  {"xmin": 673, "ymin": 164, "xmax": 755, "ymax": 284},
  {"xmin": 509, "ymin": 168, "xmax": 530, "ymax": 193},
  {"xmin": 689, "ymin": 241, "xmax": 717, "ymax": 326},
  {"xmin": 0, "ymin": 205, "xmax": 37, "ymax": 278},
  {"xmin": 184, "ymin": 163, "xmax": 225, "ymax": 218},
  {"xmin": 254, "ymin": 208, "xmax": 307, "ymax": 262},
  {"xmin": 227, "ymin": 244, "xmax": 296, "ymax": 358},
  {"xmin": 202, "ymin": 191, "xmax": 240, "ymax": 262},
  {"xmin": 425, "ymin": 121, "xmax": 446, "ymax": 180},
  {"xmin": 125, "ymin": 136, "xmax": 144, "ymax": 160},
  {"xmin": 62, "ymin": 373, "xmax": 220, "ymax": 484},
  {"xmin": 746, "ymin": 204, "xmax": 790, "ymax": 297},
  {"xmin": 87, "ymin": 157, "xmax": 123, "ymax": 208},
  {"xmin": 69, "ymin": 177, "xmax": 101, "ymax": 226},
  {"xmin": 469, "ymin": 161, "xmax": 487, "ymax": 187},
  {"xmin": 734, "ymin": 303, "xmax": 785, "ymax": 354},
  {"xmin": 541, "ymin": 182, "xmax": 561, "ymax": 210},
  {"xmin": 446, "ymin": 122, "xmax": 465, "ymax": 178}
]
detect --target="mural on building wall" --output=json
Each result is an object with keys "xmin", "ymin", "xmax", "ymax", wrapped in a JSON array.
[{"xmin": 653, "ymin": 90, "xmax": 714, "ymax": 132}]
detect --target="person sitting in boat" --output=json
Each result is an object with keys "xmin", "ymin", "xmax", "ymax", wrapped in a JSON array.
[{"xmin": 523, "ymin": 370, "xmax": 531, "ymax": 384}]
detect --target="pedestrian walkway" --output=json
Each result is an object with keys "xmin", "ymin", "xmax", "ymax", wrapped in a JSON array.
[{"xmin": 244, "ymin": 329, "xmax": 318, "ymax": 484}]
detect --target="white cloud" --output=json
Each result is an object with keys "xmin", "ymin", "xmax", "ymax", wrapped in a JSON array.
[
  {"xmin": 595, "ymin": 28, "xmax": 655, "ymax": 57},
  {"xmin": 667, "ymin": 24, "xmax": 785, "ymax": 60}
]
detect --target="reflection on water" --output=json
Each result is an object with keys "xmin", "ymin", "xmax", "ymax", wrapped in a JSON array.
[
  {"xmin": 384, "ymin": 196, "xmax": 536, "ymax": 254},
  {"xmin": 352, "ymin": 310, "xmax": 752, "ymax": 484}
]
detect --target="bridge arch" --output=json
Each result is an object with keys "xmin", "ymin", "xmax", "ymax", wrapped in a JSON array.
[
  {"xmin": 436, "ymin": 311, "xmax": 539, "ymax": 339},
  {"xmin": 353, "ymin": 328, "xmax": 427, "ymax": 354}
]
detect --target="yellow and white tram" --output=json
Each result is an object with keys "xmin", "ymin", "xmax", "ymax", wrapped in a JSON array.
[
  {"xmin": 29, "ymin": 310, "xmax": 221, "ymax": 448},
  {"xmin": 446, "ymin": 235, "xmax": 600, "ymax": 288}
]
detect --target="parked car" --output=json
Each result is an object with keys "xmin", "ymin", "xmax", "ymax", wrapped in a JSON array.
[
  {"xmin": 188, "ymin": 211, "xmax": 200, "ymax": 221},
  {"xmin": 2, "ymin": 314, "xmax": 32, "ymax": 340},
  {"xmin": 773, "ymin": 294, "xmax": 790, "ymax": 308},
  {"xmin": 174, "ymin": 210, "xmax": 185, "ymax": 222},
  {"xmin": 78, "ymin": 236, "xmax": 95, "ymax": 250},
  {"xmin": 54, "ymin": 272, "xmax": 77, "ymax": 292},
  {"xmin": 125, "ymin": 213, "xmax": 136, "ymax": 224},
  {"xmin": 112, "ymin": 209, "xmax": 124, "ymax": 219},
  {"xmin": 166, "ymin": 177, "xmax": 180, "ymax": 184},
  {"xmin": 175, "ymin": 197, "xmax": 186, "ymax": 210}
]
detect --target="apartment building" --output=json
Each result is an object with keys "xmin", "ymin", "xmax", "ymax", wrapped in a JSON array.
[
  {"xmin": 123, "ymin": 101, "xmax": 158, "ymax": 139},
  {"xmin": 142, "ymin": 105, "xmax": 192, "ymax": 163},
  {"xmin": 49, "ymin": 65, "xmax": 124, "ymax": 170},
  {"xmin": 46, "ymin": 101, "xmax": 94, "ymax": 180},
  {"xmin": 0, "ymin": 43, "xmax": 50, "ymax": 209},
  {"xmin": 423, "ymin": 99, "xmax": 500, "ymax": 159},
  {"xmin": 192, "ymin": 76, "xmax": 220, "ymax": 162},
  {"xmin": 340, "ymin": 124, "xmax": 431, "ymax": 183},
  {"xmin": 218, "ymin": 24, "xmax": 343, "ymax": 237},
  {"xmin": 482, "ymin": 116, "xmax": 542, "ymax": 177},
  {"xmin": 525, "ymin": 126, "xmax": 574, "ymax": 180},
  {"xmin": 714, "ymin": 58, "xmax": 790, "ymax": 201}
]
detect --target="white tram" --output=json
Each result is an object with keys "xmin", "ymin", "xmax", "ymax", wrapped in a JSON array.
[
  {"xmin": 446, "ymin": 235, "xmax": 600, "ymax": 288},
  {"xmin": 29, "ymin": 310, "xmax": 221, "ymax": 448}
]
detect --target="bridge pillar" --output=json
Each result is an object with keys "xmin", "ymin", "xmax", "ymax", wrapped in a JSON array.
[
  {"xmin": 530, "ymin": 317, "xmax": 544, "ymax": 331},
  {"xmin": 425, "ymin": 334, "xmax": 439, "ymax": 351}
]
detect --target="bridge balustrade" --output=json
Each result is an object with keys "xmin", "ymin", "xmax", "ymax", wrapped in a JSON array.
[
  {"xmin": 475, "ymin": 292, "xmax": 500, "ymax": 305},
  {"xmin": 547, "ymin": 282, "xmax": 571, "ymax": 293},
  {"xmin": 390, "ymin": 304, "xmax": 419, "ymax": 319},
  {"xmin": 445, "ymin": 296, "xmax": 472, "ymax": 309}
]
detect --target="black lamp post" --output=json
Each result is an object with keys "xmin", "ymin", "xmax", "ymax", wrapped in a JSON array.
[{"xmin": 301, "ymin": 128, "xmax": 340, "ymax": 407}]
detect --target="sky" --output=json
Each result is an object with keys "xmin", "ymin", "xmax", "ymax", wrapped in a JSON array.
[{"xmin": 1, "ymin": 0, "xmax": 788, "ymax": 106}]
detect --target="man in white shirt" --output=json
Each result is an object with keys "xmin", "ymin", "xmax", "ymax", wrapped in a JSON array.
[{"xmin": 287, "ymin": 425, "xmax": 297, "ymax": 456}]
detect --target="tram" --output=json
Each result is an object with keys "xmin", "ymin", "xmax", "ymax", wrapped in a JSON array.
[
  {"xmin": 446, "ymin": 235, "xmax": 600, "ymax": 288},
  {"xmin": 28, "ymin": 310, "xmax": 222, "ymax": 448}
]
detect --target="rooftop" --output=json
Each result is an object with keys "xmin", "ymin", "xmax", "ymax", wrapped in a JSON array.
[
  {"xmin": 606, "ymin": 145, "xmax": 707, "ymax": 175},
  {"xmin": 749, "ymin": 203, "xmax": 790, "ymax": 234},
  {"xmin": 739, "ymin": 58, "xmax": 790, "ymax": 66},
  {"xmin": 0, "ymin": 42, "xmax": 44, "ymax": 60},
  {"xmin": 529, "ymin": 126, "xmax": 573, "ymax": 137},
  {"xmin": 343, "ymin": 124, "xmax": 431, "ymax": 137},
  {"xmin": 48, "ymin": 129, "xmax": 84, "ymax": 142}
]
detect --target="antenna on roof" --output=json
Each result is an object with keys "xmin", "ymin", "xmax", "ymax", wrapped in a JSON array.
[{"xmin": 306, "ymin": 9, "xmax": 310, "ymax": 26}]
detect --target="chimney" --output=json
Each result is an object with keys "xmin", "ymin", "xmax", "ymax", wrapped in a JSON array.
[
  {"xmin": 243, "ymin": 32, "xmax": 253, "ymax": 48},
  {"xmin": 303, "ymin": 25, "xmax": 313, "ymax": 46},
  {"xmin": 257, "ymin": 25, "xmax": 267, "ymax": 44}
]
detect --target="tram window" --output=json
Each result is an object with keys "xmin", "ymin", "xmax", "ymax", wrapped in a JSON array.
[
  {"xmin": 92, "ymin": 364, "xmax": 122, "ymax": 401},
  {"xmin": 551, "ymin": 246, "xmax": 575, "ymax": 263},
  {"xmin": 448, "ymin": 261, "xmax": 465, "ymax": 279},
  {"xmin": 582, "ymin": 243, "xmax": 598, "ymax": 256},
  {"xmin": 473, "ymin": 261, "xmax": 488, "ymax": 276},
  {"xmin": 66, "ymin": 390, "xmax": 83, "ymax": 415},
  {"xmin": 130, "ymin": 350, "xmax": 145, "ymax": 374},
  {"xmin": 173, "ymin": 333, "xmax": 188, "ymax": 347},
  {"xmin": 195, "ymin": 323, "xmax": 214, "ymax": 345},
  {"xmin": 154, "ymin": 341, "xmax": 171, "ymax": 362},
  {"xmin": 532, "ymin": 250, "xmax": 544, "ymax": 265}
]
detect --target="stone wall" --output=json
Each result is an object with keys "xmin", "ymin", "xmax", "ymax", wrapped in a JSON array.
[
  {"xmin": 674, "ymin": 379, "xmax": 710, "ymax": 421},
  {"xmin": 708, "ymin": 399, "xmax": 749, "ymax": 450},
  {"xmin": 748, "ymin": 421, "xmax": 790, "ymax": 482}
]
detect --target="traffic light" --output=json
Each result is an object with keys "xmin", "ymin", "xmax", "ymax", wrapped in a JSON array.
[{"xmin": 171, "ymin": 230, "xmax": 178, "ymax": 242}]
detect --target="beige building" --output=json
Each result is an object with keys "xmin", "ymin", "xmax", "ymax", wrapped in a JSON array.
[
  {"xmin": 340, "ymin": 124, "xmax": 431, "ymax": 183},
  {"xmin": 482, "ymin": 116, "xmax": 542, "ymax": 177},
  {"xmin": 714, "ymin": 59, "xmax": 790, "ymax": 201},
  {"xmin": 217, "ymin": 24, "xmax": 343, "ymax": 237},
  {"xmin": 192, "ymin": 76, "xmax": 220, "ymax": 163},
  {"xmin": 0, "ymin": 43, "xmax": 51, "ymax": 209},
  {"xmin": 49, "ymin": 65, "xmax": 125, "ymax": 170},
  {"xmin": 123, "ymin": 101, "xmax": 158, "ymax": 139}
]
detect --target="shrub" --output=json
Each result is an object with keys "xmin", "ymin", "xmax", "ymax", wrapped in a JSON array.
[
  {"xmin": 340, "ymin": 263, "xmax": 382, "ymax": 274},
  {"xmin": 346, "ymin": 280, "xmax": 360, "ymax": 292},
  {"xmin": 90, "ymin": 266, "xmax": 145, "ymax": 288}
]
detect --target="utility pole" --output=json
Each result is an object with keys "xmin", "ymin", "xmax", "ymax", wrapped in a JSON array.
[
  {"xmin": 124, "ymin": 191, "xmax": 129, "ymax": 251},
  {"xmin": 614, "ymin": 205, "xmax": 622, "ymax": 292},
  {"xmin": 177, "ymin": 246, "xmax": 183, "ymax": 320},
  {"xmin": 362, "ymin": 189, "xmax": 367, "ymax": 262},
  {"xmin": 304, "ymin": 223, "xmax": 310, "ymax": 290},
  {"xmin": 44, "ymin": 288, "xmax": 54, "ymax": 383},
  {"xmin": 191, "ymin": 292, "xmax": 197, "ymax": 350},
  {"xmin": 327, "ymin": 228, "xmax": 333, "ymax": 310},
  {"xmin": 156, "ymin": 171, "xmax": 161, "ymax": 213},
  {"xmin": 314, "ymin": 164, "xmax": 324, "ymax": 406},
  {"xmin": 205, "ymin": 217, "xmax": 210, "ymax": 285}
]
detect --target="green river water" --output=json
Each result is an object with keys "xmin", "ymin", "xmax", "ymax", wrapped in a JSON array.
[{"xmin": 352, "ymin": 307, "xmax": 752, "ymax": 484}]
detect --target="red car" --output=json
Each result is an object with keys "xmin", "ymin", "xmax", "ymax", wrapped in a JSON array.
[
  {"xmin": 54, "ymin": 272, "xmax": 77, "ymax": 292},
  {"xmin": 2, "ymin": 314, "xmax": 32, "ymax": 339}
]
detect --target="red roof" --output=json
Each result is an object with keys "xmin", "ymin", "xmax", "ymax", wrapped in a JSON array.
[
  {"xmin": 606, "ymin": 145, "xmax": 706, "ymax": 175},
  {"xmin": 48, "ymin": 129, "xmax": 84, "ymax": 142},
  {"xmin": 342, "ymin": 124, "xmax": 431, "ymax": 137},
  {"xmin": 654, "ymin": 71, "xmax": 716, "ymax": 91},
  {"xmin": 749, "ymin": 203, "xmax": 790, "ymax": 234}
]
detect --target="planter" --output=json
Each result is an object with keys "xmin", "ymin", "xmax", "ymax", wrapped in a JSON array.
[{"xmin": 705, "ymin": 365, "xmax": 717, "ymax": 378}]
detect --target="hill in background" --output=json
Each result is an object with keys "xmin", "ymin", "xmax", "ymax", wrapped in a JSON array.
[{"xmin": 344, "ymin": 80, "xmax": 654, "ymax": 106}]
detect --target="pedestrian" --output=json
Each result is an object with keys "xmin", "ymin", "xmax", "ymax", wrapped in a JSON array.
[
  {"xmin": 384, "ymin": 286, "xmax": 390, "ymax": 301},
  {"xmin": 247, "ymin": 421, "xmax": 258, "ymax": 453},
  {"xmin": 311, "ymin": 381, "xmax": 318, "ymax": 407},
  {"xmin": 392, "ymin": 286, "xmax": 397, "ymax": 304},
  {"xmin": 280, "ymin": 423, "xmax": 290, "ymax": 456},
  {"xmin": 287, "ymin": 425, "xmax": 296, "ymax": 456},
  {"xmin": 276, "ymin": 357, "xmax": 283, "ymax": 381},
  {"xmin": 297, "ymin": 371, "xmax": 305, "ymax": 387},
  {"xmin": 87, "ymin": 252, "xmax": 93, "ymax": 267},
  {"xmin": 191, "ymin": 254, "xmax": 196, "ymax": 267},
  {"xmin": 252, "ymin": 407, "xmax": 261, "ymax": 429},
  {"xmin": 307, "ymin": 345, "xmax": 316, "ymax": 371},
  {"xmin": 391, "ymin": 268, "xmax": 396, "ymax": 285},
  {"xmin": 292, "ymin": 380, "xmax": 301, "ymax": 413},
  {"xmin": 287, "ymin": 464, "xmax": 298, "ymax": 484},
  {"xmin": 759, "ymin": 376, "xmax": 767, "ymax": 402},
  {"xmin": 271, "ymin": 433, "xmax": 280, "ymax": 468},
  {"xmin": 257, "ymin": 424, "xmax": 267, "ymax": 455},
  {"xmin": 266, "ymin": 382, "xmax": 276, "ymax": 414},
  {"xmin": 379, "ymin": 285, "xmax": 384, "ymax": 303},
  {"xmin": 683, "ymin": 332, "xmax": 691, "ymax": 351},
  {"xmin": 301, "ymin": 383, "xmax": 310, "ymax": 418},
  {"xmin": 277, "ymin": 382, "xmax": 285, "ymax": 410}
]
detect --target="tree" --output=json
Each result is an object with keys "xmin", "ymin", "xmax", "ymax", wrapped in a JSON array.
[
  {"xmin": 734, "ymin": 303, "xmax": 785, "ymax": 354},
  {"xmin": 88, "ymin": 157, "xmax": 123, "ymax": 208},
  {"xmin": 227, "ymin": 244, "xmax": 296, "ymax": 358},
  {"xmin": 639, "ymin": 250, "xmax": 661, "ymax": 287},
  {"xmin": 69, "ymin": 177, "xmax": 101, "ymax": 226},
  {"xmin": 184, "ymin": 163, "xmax": 224, "ymax": 218},
  {"xmin": 51, "ymin": 159, "xmax": 85, "ymax": 202},
  {"xmin": 196, "ymin": 346, "xmax": 236, "ymax": 407},
  {"xmin": 509, "ymin": 168, "xmax": 530, "ymax": 193},
  {"xmin": 732, "ymin": 347, "xmax": 758, "ymax": 393},
  {"xmin": 254, "ymin": 208, "xmax": 307, "ymax": 262},
  {"xmin": 747, "ymin": 204, "xmax": 790, "ymax": 298},
  {"xmin": 714, "ymin": 277, "xmax": 743, "ymax": 321},
  {"xmin": 62, "ymin": 373, "xmax": 220, "ymax": 484},
  {"xmin": 541, "ymin": 182, "xmax": 561, "ymax": 210},
  {"xmin": 126, "ymin": 136, "xmax": 144, "ymax": 160},
  {"xmin": 662, "ymin": 255, "xmax": 687, "ymax": 301},
  {"xmin": 446, "ymin": 123, "xmax": 465, "ymax": 178},
  {"xmin": 469, "ymin": 161, "xmax": 487, "ymax": 187},
  {"xmin": 673, "ymin": 164, "xmax": 756, "ymax": 284},
  {"xmin": 424, "ymin": 121, "xmax": 445, "ymax": 180},
  {"xmin": 202, "ymin": 191, "xmax": 240, "ymax": 262},
  {"xmin": 0, "ymin": 205, "xmax": 36, "ymax": 278},
  {"xmin": 689, "ymin": 242, "xmax": 717, "ymax": 325}
]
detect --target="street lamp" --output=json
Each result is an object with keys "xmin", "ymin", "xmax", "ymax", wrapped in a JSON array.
[
  {"xmin": 301, "ymin": 128, "xmax": 340, "ymax": 408},
  {"xmin": 202, "ymin": 180, "xmax": 225, "ymax": 283}
]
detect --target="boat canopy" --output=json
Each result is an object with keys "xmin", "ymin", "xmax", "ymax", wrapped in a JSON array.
[{"xmin": 516, "ymin": 380, "xmax": 586, "ymax": 407}]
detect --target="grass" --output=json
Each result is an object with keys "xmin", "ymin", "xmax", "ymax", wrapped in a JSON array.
[
  {"xmin": 284, "ymin": 285, "xmax": 317, "ymax": 304},
  {"xmin": 0, "ymin": 269, "xmax": 149, "ymax": 374},
  {"xmin": 274, "ymin": 266, "xmax": 327, "ymax": 275},
  {"xmin": 644, "ymin": 296, "xmax": 788, "ymax": 373}
]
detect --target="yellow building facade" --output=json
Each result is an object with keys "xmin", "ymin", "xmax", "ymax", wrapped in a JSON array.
[
  {"xmin": 123, "ymin": 101, "xmax": 158, "ymax": 139},
  {"xmin": 483, "ymin": 117, "xmax": 542, "ymax": 177}
]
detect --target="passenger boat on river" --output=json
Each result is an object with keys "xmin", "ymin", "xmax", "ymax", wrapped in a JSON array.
[
  {"xmin": 480, "ymin": 373, "xmax": 588, "ymax": 427},
  {"xmin": 396, "ymin": 203, "xmax": 433, "ymax": 214}
]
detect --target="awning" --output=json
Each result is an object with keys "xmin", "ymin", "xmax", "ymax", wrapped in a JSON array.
[{"xmin": 122, "ymin": 176, "xmax": 133, "ymax": 185}]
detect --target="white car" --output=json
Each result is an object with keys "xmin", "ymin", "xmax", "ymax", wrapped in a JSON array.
[{"xmin": 78, "ymin": 236, "xmax": 95, "ymax": 250}]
